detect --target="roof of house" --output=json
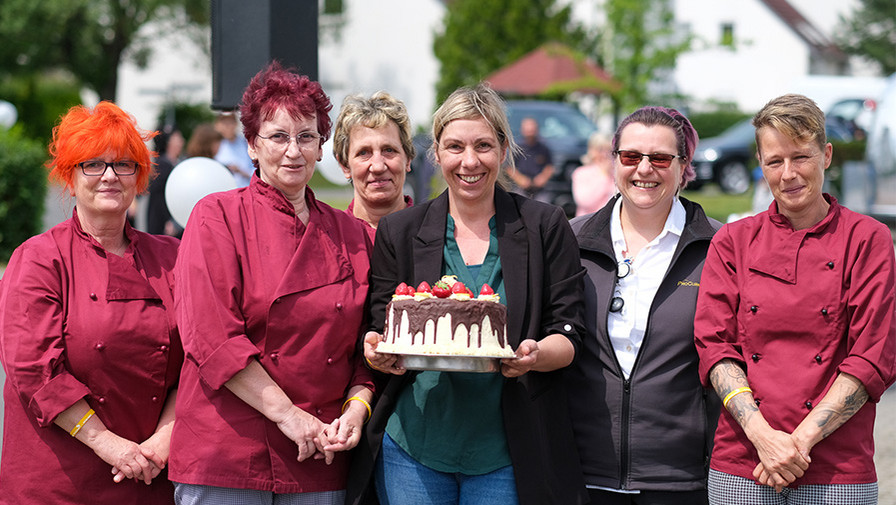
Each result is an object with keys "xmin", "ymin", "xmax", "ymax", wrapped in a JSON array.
[
  {"xmin": 758, "ymin": 0, "xmax": 847, "ymax": 61},
  {"xmin": 484, "ymin": 42, "xmax": 621, "ymax": 97}
]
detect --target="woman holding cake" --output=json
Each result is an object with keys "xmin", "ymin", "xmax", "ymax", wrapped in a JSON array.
[
  {"xmin": 347, "ymin": 83, "xmax": 588, "ymax": 505},
  {"xmin": 333, "ymin": 91, "xmax": 415, "ymax": 239},
  {"xmin": 565, "ymin": 106, "xmax": 721, "ymax": 504},
  {"xmin": 168, "ymin": 62, "xmax": 374, "ymax": 505}
]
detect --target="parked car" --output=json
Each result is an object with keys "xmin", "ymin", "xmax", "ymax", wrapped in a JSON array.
[
  {"xmin": 826, "ymin": 97, "xmax": 876, "ymax": 140},
  {"xmin": 692, "ymin": 116, "xmax": 854, "ymax": 195},
  {"xmin": 505, "ymin": 100, "xmax": 598, "ymax": 216},
  {"xmin": 692, "ymin": 119, "xmax": 756, "ymax": 194}
]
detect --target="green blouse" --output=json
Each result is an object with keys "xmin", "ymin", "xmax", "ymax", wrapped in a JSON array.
[{"xmin": 384, "ymin": 215, "xmax": 512, "ymax": 474}]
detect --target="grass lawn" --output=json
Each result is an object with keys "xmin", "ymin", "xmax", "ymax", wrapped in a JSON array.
[{"xmin": 681, "ymin": 185, "xmax": 753, "ymax": 222}]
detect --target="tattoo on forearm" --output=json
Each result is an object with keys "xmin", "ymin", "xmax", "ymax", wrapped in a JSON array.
[
  {"xmin": 812, "ymin": 378, "xmax": 869, "ymax": 440},
  {"xmin": 710, "ymin": 360, "xmax": 759, "ymax": 426}
]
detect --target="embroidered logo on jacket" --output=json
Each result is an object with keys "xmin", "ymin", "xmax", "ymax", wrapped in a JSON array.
[{"xmin": 677, "ymin": 279, "xmax": 700, "ymax": 287}]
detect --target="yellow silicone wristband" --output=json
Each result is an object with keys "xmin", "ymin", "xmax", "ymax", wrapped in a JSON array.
[
  {"xmin": 722, "ymin": 387, "xmax": 753, "ymax": 409},
  {"xmin": 342, "ymin": 396, "xmax": 372, "ymax": 423},
  {"xmin": 70, "ymin": 408, "xmax": 95, "ymax": 437}
]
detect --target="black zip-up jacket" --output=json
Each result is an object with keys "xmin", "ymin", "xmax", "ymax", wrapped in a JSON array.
[{"xmin": 565, "ymin": 195, "xmax": 722, "ymax": 492}]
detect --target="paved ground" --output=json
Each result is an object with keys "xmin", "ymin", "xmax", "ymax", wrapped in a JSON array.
[{"xmin": 874, "ymin": 386, "xmax": 896, "ymax": 503}]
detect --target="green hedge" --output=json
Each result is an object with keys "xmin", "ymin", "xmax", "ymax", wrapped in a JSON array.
[
  {"xmin": 0, "ymin": 75, "xmax": 81, "ymax": 145},
  {"xmin": 0, "ymin": 126, "xmax": 48, "ymax": 262},
  {"xmin": 688, "ymin": 110, "xmax": 753, "ymax": 139}
]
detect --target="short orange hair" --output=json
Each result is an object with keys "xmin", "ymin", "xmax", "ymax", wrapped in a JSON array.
[{"xmin": 48, "ymin": 101, "xmax": 157, "ymax": 193}]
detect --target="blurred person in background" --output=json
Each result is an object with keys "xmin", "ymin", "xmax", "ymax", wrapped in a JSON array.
[
  {"xmin": 214, "ymin": 111, "xmax": 254, "ymax": 187},
  {"xmin": 0, "ymin": 101, "xmax": 182, "ymax": 504},
  {"xmin": 146, "ymin": 124, "xmax": 185, "ymax": 235},
  {"xmin": 168, "ymin": 62, "xmax": 374, "ymax": 505},
  {"xmin": 571, "ymin": 131, "xmax": 616, "ymax": 217},
  {"xmin": 566, "ymin": 106, "xmax": 721, "ymax": 505},
  {"xmin": 509, "ymin": 117, "xmax": 554, "ymax": 202},
  {"xmin": 333, "ymin": 91, "xmax": 415, "ymax": 239},
  {"xmin": 696, "ymin": 94, "xmax": 896, "ymax": 505},
  {"xmin": 185, "ymin": 123, "xmax": 223, "ymax": 159}
]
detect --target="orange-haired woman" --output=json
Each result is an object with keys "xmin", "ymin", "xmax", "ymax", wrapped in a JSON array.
[{"xmin": 0, "ymin": 101, "xmax": 182, "ymax": 504}]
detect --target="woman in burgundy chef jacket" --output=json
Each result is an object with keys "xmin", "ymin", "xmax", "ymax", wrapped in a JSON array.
[
  {"xmin": 695, "ymin": 94, "xmax": 896, "ymax": 505},
  {"xmin": 167, "ymin": 62, "xmax": 375, "ymax": 505},
  {"xmin": 0, "ymin": 101, "xmax": 182, "ymax": 504}
]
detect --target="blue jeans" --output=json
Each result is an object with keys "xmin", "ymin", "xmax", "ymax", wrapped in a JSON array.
[{"xmin": 375, "ymin": 432, "xmax": 520, "ymax": 505}]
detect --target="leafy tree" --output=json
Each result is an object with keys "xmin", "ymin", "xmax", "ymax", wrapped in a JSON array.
[
  {"xmin": 433, "ymin": 0, "xmax": 587, "ymax": 103},
  {"xmin": 600, "ymin": 0, "xmax": 693, "ymax": 112},
  {"xmin": 0, "ymin": 0, "xmax": 209, "ymax": 102},
  {"xmin": 835, "ymin": 0, "xmax": 896, "ymax": 74}
]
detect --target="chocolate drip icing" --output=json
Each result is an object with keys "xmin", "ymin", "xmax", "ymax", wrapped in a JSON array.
[{"xmin": 386, "ymin": 298, "xmax": 507, "ymax": 347}]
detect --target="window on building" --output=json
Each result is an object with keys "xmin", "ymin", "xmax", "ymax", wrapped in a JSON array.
[
  {"xmin": 721, "ymin": 23, "xmax": 734, "ymax": 47},
  {"xmin": 323, "ymin": 0, "xmax": 343, "ymax": 15}
]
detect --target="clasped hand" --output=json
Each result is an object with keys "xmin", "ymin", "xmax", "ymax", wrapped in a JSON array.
[
  {"xmin": 275, "ymin": 404, "xmax": 365, "ymax": 465},
  {"xmin": 97, "ymin": 431, "xmax": 165, "ymax": 485},
  {"xmin": 751, "ymin": 428, "xmax": 812, "ymax": 493}
]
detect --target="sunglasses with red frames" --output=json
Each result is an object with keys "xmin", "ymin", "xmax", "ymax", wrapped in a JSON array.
[{"xmin": 614, "ymin": 150, "xmax": 680, "ymax": 169}]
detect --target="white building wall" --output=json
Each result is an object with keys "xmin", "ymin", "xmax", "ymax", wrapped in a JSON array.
[
  {"xmin": 675, "ymin": 0, "xmax": 813, "ymax": 112},
  {"xmin": 116, "ymin": 26, "xmax": 212, "ymax": 132},
  {"xmin": 318, "ymin": 0, "xmax": 443, "ymax": 130},
  {"xmin": 672, "ymin": 0, "xmax": 883, "ymax": 113}
]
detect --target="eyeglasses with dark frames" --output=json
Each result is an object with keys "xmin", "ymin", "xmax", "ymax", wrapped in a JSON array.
[
  {"xmin": 78, "ymin": 160, "xmax": 139, "ymax": 176},
  {"xmin": 609, "ymin": 258, "xmax": 633, "ymax": 313},
  {"xmin": 614, "ymin": 150, "xmax": 680, "ymax": 169}
]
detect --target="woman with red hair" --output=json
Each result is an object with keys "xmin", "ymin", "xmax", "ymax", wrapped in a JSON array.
[
  {"xmin": 168, "ymin": 62, "xmax": 374, "ymax": 505},
  {"xmin": 0, "ymin": 101, "xmax": 182, "ymax": 504}
]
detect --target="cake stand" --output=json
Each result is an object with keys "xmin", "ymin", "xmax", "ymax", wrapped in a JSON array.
[{"xmin": 378, "ymin": 351, "xmax": 514, "ymax": 373}]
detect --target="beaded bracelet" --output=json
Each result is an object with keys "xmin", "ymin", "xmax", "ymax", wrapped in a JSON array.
[
  {"xmin": 342, "ymin": 396, "xmax": 372, "ymax": 423},
  {"xmin": 70, "ymin": 408, "xmax": 95, "ymax": 437},
  {"xmin": 722, "ymin": 387, "xmax": 753, "ymax": 409}
]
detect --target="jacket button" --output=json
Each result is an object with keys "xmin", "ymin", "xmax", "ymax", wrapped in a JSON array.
[
  {"xmin": 316, "ymin": 408, "xmax": 323, "ymax": 416},
  {"xmin": 815, "ymin": 355, "xmax": 822, "ymax": 364},
  {"xmin": 821, "ymin": 308, "xmax": 828, "ymax": 315},
  {"xmin": 89, "ymin": 293, "xmax": 98, "ymax": 301},
  {"xmin": 160, "ymin": 345, "xmax": 168, "ymax": 352},
  {"xmin": 270, "ymin": 352, "xmax": 279, "ymax": 361},
  {"xmin": 827, "ymin": 261, "xmax": 834, "ymax": 269},
  {"xmin": 805, "ymin": 401, "xmax": 813, "ymax": 409},
  {"xmin": 751, "ymin": 353, "xmax": 761, "ymax": 362},
  {"xmin": 98, "ymin": 397, "xmax": 106, "ymax": 404},
  {"xmin": 755, "ymin": 399, "xmax": 761, "ymax": 406},
  {"xmin": 95, "ymin": 342, "xmax": 105, "ymax": 351},
  {"xmin": 151, "ymin": 396, "xmax": 159, "ymax": 403},
  {"xmin": 335, "ymin": 303, "xmax": 343, "ymax": 311},
  {"xmin": 750, "ymin": 305, "xmax": 758, "ymax": 313},
  {"xmin": 327, "ymin": 357, "xmax": 334, "ymax": 364}
]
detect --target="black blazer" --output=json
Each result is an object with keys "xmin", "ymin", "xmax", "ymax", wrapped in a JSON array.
[{"xmin": 346, "ymin": 187, "xmax": 588, "ymax": 505}]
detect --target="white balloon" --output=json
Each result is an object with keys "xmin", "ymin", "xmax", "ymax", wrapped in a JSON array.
[
  {"xmin": 317, "ymin": 137, "xmax": 351, "ymax": 186},
  {"xmin": 0, "ymin": 100, "xmax": 17, "ymax": 129},
  {"xmin": 165, "ymin": 157, "xmax": 237, "ymax": 227}
]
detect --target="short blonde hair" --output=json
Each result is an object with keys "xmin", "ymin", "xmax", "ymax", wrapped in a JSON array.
[
  {"xmin": 753, "ymin": 94, "xmax": 827, "ymax": 155},
  {"xmin": 332, "ymin": 91, "xmax": 415, "ymax": 167},
  {"xmin": 432, "ymin": 83, "xmax": 520, "ymax": 170}
]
